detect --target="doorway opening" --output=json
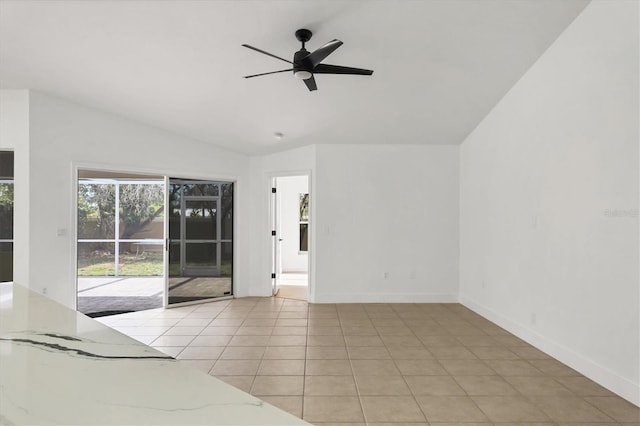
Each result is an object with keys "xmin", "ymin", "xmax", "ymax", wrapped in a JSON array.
[
  {"xmin": 76, "ymin": 170, "xmax": 165, "ymax": 317},
  {"xmin": 271, "ymin": 175, "xmax": 309, "ymax": 301}
]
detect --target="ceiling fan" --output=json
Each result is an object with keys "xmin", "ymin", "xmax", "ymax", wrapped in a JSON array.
[{"xmin": 242, "ymin": 29, "xmax": 373, "ymax": 92}]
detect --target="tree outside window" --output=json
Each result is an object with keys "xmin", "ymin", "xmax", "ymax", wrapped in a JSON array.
[{"xmin": 299, "ymin": 193, "xmax": 309, "ymax": 252}]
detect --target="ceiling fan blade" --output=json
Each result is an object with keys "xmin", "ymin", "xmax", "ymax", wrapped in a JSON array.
[
  {"xmin": 313, "ymin": 64, "xmax": 374, "ymax": 75},
  {"xmin": 304, "ymin": 39, "xmax": 343, "ymax": 67},
  {"xmin": 243, "ymin": 69, "xmax": 292, "ymax": 79},
  {"xmin": 241, "ymin": 44, "xmax": 293, "ymax": 64},
  {"xmin": 303, "ymin": 75, "xmax": 317, "ymax": 91}
]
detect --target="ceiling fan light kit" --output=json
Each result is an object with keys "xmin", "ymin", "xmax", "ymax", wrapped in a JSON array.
[
  {"xmin": 294, "ymin": 70, "xmax": 312, "ymax": 80},
  {"xmin": 242, "ymin": 28, "xmax": 373, "ymax": 91}
]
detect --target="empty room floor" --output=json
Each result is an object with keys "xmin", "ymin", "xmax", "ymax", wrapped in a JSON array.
[{"xmin": 97, "ymin": 297, "xmax": 639, "ymax": 424}]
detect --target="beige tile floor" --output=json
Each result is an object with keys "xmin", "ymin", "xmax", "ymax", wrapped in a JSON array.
[{"xmin": 97, "ymin": 297, "xmax": 640, "ymax": 425}]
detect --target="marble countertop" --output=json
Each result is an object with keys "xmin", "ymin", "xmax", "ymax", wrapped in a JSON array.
[{"xmin": 0, "ymin": 283, "xmax": 309, "ymax": 425}]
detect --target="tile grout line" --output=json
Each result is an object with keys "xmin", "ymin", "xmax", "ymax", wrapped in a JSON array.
[
  {"xmin": 339, "ymin": 308, "xmax": 368, "ymax": 424},
  {"xmin": 421, "ymin": 303, "xmax": 490, "ymax": 423},
  {"xmin": 392, "ymin": 303, "xmax": 439, "ymax": 424},
  {"xmin": 300, "ymin": 302, "xmax": 308, "ymax": 422},
  {"xmin": 395, "ymin": 305, "xmax": 438, "ymax": 424}
]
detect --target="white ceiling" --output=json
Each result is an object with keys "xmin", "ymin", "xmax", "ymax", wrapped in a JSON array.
[{"xmin": 0, "ymin": 0, "xmax": 589, "ymax": 155}]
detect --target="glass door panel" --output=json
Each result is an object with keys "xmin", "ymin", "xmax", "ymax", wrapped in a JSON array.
[
  {"xmin": 184, "ymin": 243, "xmax": 217, "ymax": 273},
  {"xmin": 221, "ymin": 242, "xmax": 233, "ymax": 278},
  {"xmin": 166, "ymin": 179, "xmax": 233, "ymax": 305},
  {"xmin": 185, "ymin": 200, "xmax": 217, "ymax": 240},
  {"xmin": 168, "ymin": 242, "xmax": 181, "ymax": 275},
  {"xmin": 220, "ymin": 183, "xmax": 233, "ymax": 240},
  {"xmin": 183, "ymin": 183, "xmax": 219, "ymax": 197}
]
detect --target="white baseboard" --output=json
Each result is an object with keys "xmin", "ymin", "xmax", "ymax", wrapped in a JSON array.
[
  {"xmin": 460, "ymin": 295, "xmax": 640, "ymax": 407},
  {"xmin": 312, "ymin": 293, "xmax": 458, "ymax": 304}
]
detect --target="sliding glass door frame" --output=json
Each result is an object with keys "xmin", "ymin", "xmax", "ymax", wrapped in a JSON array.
[
  {"xmin": 70, "ymin": 164, "xmax": 237, "ymax": 313},
  {"xmin": 163, "ymin": 176, "xmax": 170, "ymax": 308}
]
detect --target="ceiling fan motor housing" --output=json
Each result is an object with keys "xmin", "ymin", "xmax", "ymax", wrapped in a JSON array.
[{"xmin": 293, "ymin": 49, "xmax": 313, "ymax": 74}]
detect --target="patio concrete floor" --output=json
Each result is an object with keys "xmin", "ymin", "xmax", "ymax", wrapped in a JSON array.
[
  {"xmin": 77, "ymin": 277, "xmax": 164, "ymax": 316},
  {"xmin": 77, "ymin": 276, "xmax": 233, "ymax": 317}
]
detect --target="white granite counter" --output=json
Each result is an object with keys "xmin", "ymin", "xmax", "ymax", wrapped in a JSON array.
[{"xmin": 0, "ymin": 283, "xmax": 309, "ymax": 425}]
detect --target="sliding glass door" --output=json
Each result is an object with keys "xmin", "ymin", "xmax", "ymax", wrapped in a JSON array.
[{"xmin": 166, "ymin": 179, "xmax": 233, "ymax": 305}]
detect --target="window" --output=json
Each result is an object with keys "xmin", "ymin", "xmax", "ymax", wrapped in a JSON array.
[
  {"xmin": 299, "ymin": 193, "xmax": 309, "ymax": 252},
  {"xmin": 0, "ymin": 151, "xmax": 13, "ymax": 282}
]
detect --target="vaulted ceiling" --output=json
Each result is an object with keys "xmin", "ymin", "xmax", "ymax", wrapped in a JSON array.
[{"xmin": 0, "ymin": 0, "xmax": 589, "ymax": 154}]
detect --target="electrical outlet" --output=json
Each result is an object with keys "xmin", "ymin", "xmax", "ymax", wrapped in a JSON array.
[
  {"xmin": 42, "ymin": 287, "xmax": 47, "ymax": 295},
  {"xmin": 383, "ymin": 272, "xmax": 389, "ymax": 279},
  {"xmin": 530, "ymin": 312, "xmax": 537, "ymax": 326}
]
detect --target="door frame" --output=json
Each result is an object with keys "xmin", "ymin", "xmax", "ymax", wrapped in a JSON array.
[
  {"xmin": 266, "ymin": 170, "xmax": 313, "ymax": 301},
  {"xmin": 72, "ymin": 161, "xmax": 240, "ymax": 311}
]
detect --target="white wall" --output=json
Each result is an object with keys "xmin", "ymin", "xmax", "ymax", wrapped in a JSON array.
[
  {"xmin": 249, "ymin": 144, "xmax": 459, "ymax": 304},
  {"xmin": 277, "ymin": 175, "xmax": 309, "ymax": 274},
  {"xmin": 0, "ymin": 90, "xmax": 30, "ymax": 286},
  {"xmin": 459, "ymin": 0, "xmax": 639, "ymax": 405},
  {"xmin": 315, "ymin": 144, "xmax": 459, "ymax": 303},
  {"xmin": 18, "ymin": 91, "xmax": 251, "ymax": 307}
]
